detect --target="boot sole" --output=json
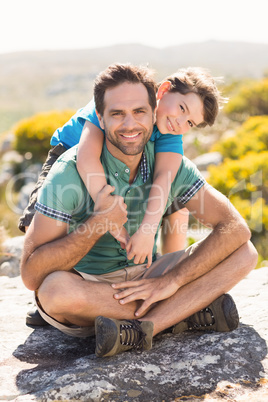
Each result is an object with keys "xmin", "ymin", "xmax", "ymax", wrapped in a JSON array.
[{"xmin": 95, "ymin": 316, "xmax": 118, "ymax": 357}]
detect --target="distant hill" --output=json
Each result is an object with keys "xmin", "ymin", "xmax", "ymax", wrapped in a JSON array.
[{"xmin": 1, "ymin": 41, "xmax": 268, "ymax": 133}]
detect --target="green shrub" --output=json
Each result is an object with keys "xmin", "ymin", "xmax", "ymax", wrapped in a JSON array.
[
  {"xmin": 208, "ymin": 151, "xmax": 268, "ymax": 199},
  {"xmin": 13, "ymin": 110, "xmax": 75, "ymax": 162},
  {"xmin": 208, "ymin": 151, "xmax": 268, "ymax": 263},
  {"xmin": 212, "ymin": 115, "xmax": 268, "ymax": 159},
  {"xmin": 225, "ymin": 78, "xmax": 268, "ymax": 118}
]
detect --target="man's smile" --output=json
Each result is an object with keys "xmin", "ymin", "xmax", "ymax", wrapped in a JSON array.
[{"xmin": 119, "ymin": 131, "xmax": 142, "ymax": 140}]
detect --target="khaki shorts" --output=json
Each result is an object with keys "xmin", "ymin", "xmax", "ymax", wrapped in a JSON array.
[{"xmin": 36, "ymin": 241, "xmax": 202, "ymax": 338}]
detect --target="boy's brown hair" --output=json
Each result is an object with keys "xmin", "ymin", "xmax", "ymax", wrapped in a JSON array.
[
  {"xmin": 94, "ymin": 63, "xmax": 158, "ymax": 116},
  {"xmin": 162, "ymin": 67, "xmax": 225, "ymax": 127}
]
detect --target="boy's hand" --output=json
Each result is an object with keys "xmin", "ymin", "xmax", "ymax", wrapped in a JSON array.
[{"xmin": 126, "ymin": 227, "xmax": 155, "ymax": 268}]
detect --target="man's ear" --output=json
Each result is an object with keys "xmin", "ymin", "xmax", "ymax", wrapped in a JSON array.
[
  {"xmin": 96, "ymin": 109, "xmax": 105, "ymax": 130},
  {"xmin": 157, "ymin": 81, "xmax": 172, "ymax": 100}
]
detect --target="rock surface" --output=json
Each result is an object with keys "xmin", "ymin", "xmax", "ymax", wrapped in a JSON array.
[
  {"xmin": 192, "ymin": 152, "xmax": 223, "ymax": 171},
  {"xmin": 0, "ymin": 268, "xmax": 267, "ymax": 402}
]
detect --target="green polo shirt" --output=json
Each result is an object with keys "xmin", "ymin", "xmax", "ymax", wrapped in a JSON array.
[{"xmin": 36, "ymin": 142, "xmax": 205, "ymax": 275}]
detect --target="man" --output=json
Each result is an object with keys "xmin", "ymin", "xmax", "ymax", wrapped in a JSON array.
[{"xmin": 20, "ymin": 63, "xmax": 258, "ymax": 357}]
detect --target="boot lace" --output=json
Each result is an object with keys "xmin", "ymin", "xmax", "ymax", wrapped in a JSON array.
[
  {"xmin": 187, "ymin": 307, "xmax": 215, "ymax": 330},
  {"xmin": 120, "ymin": 320, "xmax": 146, "ymax": 350}
]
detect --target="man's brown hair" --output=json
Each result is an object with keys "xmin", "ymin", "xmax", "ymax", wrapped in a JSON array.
[{"xmin": 94, "ymin": 63, "xmax": 157, "ymax": 116}]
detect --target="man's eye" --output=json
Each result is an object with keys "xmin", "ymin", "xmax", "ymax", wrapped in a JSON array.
[
  {"xmin": 112, "ymin": 112, "xmax": 121, "ymax": 116},
  {"xmin": 135, "ymin": 110, "xmax": 145, "ymax": 114}
]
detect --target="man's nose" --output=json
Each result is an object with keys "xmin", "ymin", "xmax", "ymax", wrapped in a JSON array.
[{"xmin": 122, "ymin": 113, "xmax": 136, "ymax": 128}]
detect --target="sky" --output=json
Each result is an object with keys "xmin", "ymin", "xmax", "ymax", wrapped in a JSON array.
[{"xmin": 1, "ymin": 0, "xmax": 268, "ymax": 54}]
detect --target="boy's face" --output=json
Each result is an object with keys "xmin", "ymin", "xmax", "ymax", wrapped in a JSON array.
[
  {"xmin": 97, "ymin": 82, "xmax": 155, "ymax": 159},
  {"xmin": 156, "ymin": 89, "xmax": 204, "ymax": 135}
]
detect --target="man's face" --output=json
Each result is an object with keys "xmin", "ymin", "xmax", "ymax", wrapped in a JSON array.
[{"xmin": 97, "ymin": 82, "xmax": 156, "ymax": 159}]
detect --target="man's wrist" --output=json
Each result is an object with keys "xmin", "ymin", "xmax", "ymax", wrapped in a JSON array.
[
  {"xmin": 82, "ymin": 213, "xmax": 110, "ymax": 237},
  {"xmin": 165, "ymin": 266, "xmax": 183, "ymax": 290}
]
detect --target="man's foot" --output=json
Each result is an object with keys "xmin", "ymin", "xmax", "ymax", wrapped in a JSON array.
[
  {"xmin": 172, "ymin": 294, "xmax": 239, "ymax": 334},
  {"xmin": 95, "ymin": 316, "xmax": 154, "ymax": 357},
  {"xmin": 26, "ymin": 309, "xmax": 49, "ymax": 326}
]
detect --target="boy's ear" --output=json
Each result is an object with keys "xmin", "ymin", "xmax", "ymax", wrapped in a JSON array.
[
  {"xmin": 96, "ymin": 109, "xmax": 105, "ymax": 130},
  {"xmin": 157, "ymin": 81, "xmax": 172, "ymax": 100}
]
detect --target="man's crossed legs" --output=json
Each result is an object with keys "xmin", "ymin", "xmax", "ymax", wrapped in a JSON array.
[{"xmin": 35, "ymin": 239, "xmax": 257, "ymax": 357}]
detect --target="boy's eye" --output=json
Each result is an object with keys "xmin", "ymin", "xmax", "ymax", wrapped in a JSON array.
[
  {"xmin": 188, "ymin": 120, "xmax": 193, "ymax": 127},
  {"xmin": 180, "ymin": 105, "xmax": 185, "ymax": 113}
]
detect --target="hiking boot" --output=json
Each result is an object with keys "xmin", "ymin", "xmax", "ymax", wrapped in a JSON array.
[
  {"xmin": 172, "ymin": 294, "xmax": 239, "ymax": 334},
  {"xmin": 95, "ymin": 316, "xmax": 154, "ymax": 357},
  {"xmin": 26, "ymin": 309, "xmax": 49, "ymax": 326}
]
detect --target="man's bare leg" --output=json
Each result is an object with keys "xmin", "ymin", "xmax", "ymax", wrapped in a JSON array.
[
  {"xmin": 37, "ymin": 271, "xmax": 140, "ymax": 327},
  {"xmin": 141, "ymin": 240, "xmax": 258, "ymax": 336},
  {"xmin": 93, "ymin": 240, "xmax": 258, "ymax": 358},
  {"xmin": 38, "ymin": 240, "xmax": 257, "ymax": 334}
]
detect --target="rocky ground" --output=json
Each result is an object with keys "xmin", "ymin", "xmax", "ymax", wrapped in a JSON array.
[{"xmin": 0, "ymin": 237, "xmax": 267, "ymax": 401}]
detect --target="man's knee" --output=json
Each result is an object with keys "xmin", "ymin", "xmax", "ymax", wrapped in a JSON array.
[
  {"xmin": 38, "ymin": 271, "xmax": 82, "ymax": 316},
  {"xmin": 39, "ymin": 270, "xmax": 72, "ymax": 293},
  {"xmin": 230, "ymin": 240, "xmax": 258, "ymax": 281},
  {"xmin": 242, "ymin": 240, "xmax": 258, "ymax": 272}
]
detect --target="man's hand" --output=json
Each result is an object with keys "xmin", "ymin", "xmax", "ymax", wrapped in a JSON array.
[
  {"xmin": 111, "ymin": 274, "xmax": 179, "ymax": 317},
  {"xmin": 126, "ymin": 228, "xmax": 155, "ymax": 268},
  {"xmin": 94, "ymin": 185, "xmax": 128, "ymax": 234}
]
